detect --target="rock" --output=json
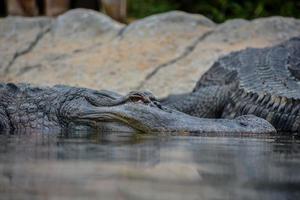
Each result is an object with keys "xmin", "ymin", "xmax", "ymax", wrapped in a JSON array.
[
  {"xmin": 142, "ymin": 16, "xmax": 300, "ymax": 96},
  {"xmin": 0, "ymin": 9, "xmax": 300, "ymax": 97},
  {"xmin": 0, "ymin": 16, "xmax": 52, "ymax": 75},
  {"xmin": 120, "ymin": 11, "xmax": 215, "ymax": 38},
  {"xmin": 53, "ymin": 9, "xmax": 124, "ymax": 39}
]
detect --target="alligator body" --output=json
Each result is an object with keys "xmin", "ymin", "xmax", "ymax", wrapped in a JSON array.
[
  {"xmin": 0, "ymin": 83, "xmax": 274, "ymax": 135},
  {"xmin": 163, "ymin": 37, "xmax": 300, "ymax": 133}
]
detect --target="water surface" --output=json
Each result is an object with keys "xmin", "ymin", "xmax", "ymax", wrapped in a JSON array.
[{"xmin": 0, "ymin": 132, "xmax": 300, "ymax": 200}]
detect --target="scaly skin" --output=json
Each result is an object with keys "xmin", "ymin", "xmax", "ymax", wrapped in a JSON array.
[
  {"xmin": 0, "ymin": 83, "xmax": 275, "ymax": 135},
  {"xmin": 162, "ymin": 37, "xmax": 300, "ymax": 133}
]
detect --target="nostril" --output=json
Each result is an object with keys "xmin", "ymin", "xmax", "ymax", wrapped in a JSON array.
[
  {"xmin": 149, "ymin": 96, "xmax": 157, "ymax": 101},
  {"xmin": 239, "ymin": 121, "xmax": 248, "ymax": 127},
  {"xmin": 153, "ymin": 101, "xmax": 161, "ymax": 108}
]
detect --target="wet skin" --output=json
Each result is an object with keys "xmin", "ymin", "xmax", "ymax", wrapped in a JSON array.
[{"xmin": 0, "ymin": 84, "xmax": 276, "ymax": 135}]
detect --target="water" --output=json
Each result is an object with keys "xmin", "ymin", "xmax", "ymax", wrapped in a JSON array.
[{"xmin": 0, "ymin": 132, "xmax": 300, "ymax": 200}]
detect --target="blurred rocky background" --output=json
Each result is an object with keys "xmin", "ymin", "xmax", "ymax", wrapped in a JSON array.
[{"xmin": 0, "ymin": 0, "xmax": 299, "ymax": 97}]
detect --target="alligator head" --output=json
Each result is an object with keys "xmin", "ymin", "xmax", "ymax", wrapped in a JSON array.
[{"xmin": 61, "ymin": 91, "xmax": 276, "ymax": 136}]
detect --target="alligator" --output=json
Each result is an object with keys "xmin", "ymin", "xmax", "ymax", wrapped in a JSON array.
[
  {"xmin": 162, "ymin": 37, "xmax": 300, "ymax": 133},
  {"xmin": 1, "ymin": 37, "xmax": 299, "ymax": 135},
  {"xmin": 0, "ymin": 83, "xmax": 274, "ymax": 135}
]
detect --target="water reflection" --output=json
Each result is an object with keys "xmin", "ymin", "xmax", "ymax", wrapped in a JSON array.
[{"xmin": 0, "ymin": 132, "xmax": 300, "ymax": 200}]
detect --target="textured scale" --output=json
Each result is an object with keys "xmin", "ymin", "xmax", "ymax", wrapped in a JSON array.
[
  {"xmin": 0, "ymin": 83, "xmax": 124, "ymax": 133},
  {"xmin": 0, "ymin": 84, "xmax": 66, "ymax": 131},
  {"xmin": 164, "ymin": 37, "xmax": 300, "ymax": 132}
]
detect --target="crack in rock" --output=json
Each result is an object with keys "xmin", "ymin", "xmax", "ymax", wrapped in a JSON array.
[
  {"xmin": 17, "ymin": 64, "xmax": 42, "ymax": 76},
  {"xmin": 136, "ymin": 30, "xmax": 214, "ymax": 90},
  {"xmin": 116, "ymin": 26, "xmax": 128, "ymax": 40},
  {"xmin": 44, "ymin": 41, "xmax": 103, "ymax": 63},
  {"xmin": 4, "ymin": 26, "xmax": 51, "ymax": 74}
]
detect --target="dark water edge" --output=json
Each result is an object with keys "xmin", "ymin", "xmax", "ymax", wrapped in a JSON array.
[{"xmin": 0, "ymin": 131, "xmax": 300, "ymax": 200}]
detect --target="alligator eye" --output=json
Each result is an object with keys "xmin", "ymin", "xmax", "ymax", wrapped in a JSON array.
[
  {"xmin": 129, "ymin": 95, "xmax": 146, "ymax": 103},
  {"xmin": 128, "ymin": 93, "xmax": 155, "ymax": 104},
  {"xmin": 154, "ymin": 101, "xmax": 162, "ymax": 109}
]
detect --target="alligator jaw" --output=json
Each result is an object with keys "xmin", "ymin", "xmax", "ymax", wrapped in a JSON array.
[{"xmin": 75, "ymin": 102, "xmax": 277, "ymax": 136}]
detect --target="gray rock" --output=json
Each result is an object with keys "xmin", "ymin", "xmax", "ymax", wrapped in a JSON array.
[
  {"xmin": 52, "ymin": 8, "xmax": 124, "ymax": 39},
  {"xmin": 120, "ymin": 11, "xmax": 215, "ymax": 38},
  {"xmin": 139, "ymin": 16, "xmax": 300, "ymax": 96},
  {"xmin": 0, "ymin": 16, "xmax": 52, "ymax": 74},
  {"xmin": 0, "ymin": 10, "xmax": 299, "ymax": 97}
]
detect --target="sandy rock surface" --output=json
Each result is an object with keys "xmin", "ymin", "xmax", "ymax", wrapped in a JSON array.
[{"xmin": 1, "ymin": 9, "xmax": 300, "ymax": 97}]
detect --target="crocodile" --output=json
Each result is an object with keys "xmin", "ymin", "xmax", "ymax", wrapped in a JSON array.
[{"xmin": 162, "ymin": 37, "xmax": 300, "ymax": 133}]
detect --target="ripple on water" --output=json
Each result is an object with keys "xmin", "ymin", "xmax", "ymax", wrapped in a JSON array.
[{"xmin": 0, "ymin": 131, "xmax": 300, "ymax": 200}]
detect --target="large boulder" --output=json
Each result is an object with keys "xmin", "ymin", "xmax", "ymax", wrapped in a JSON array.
[{"xmin": 0, "ymin": 9, "xmax": 300, "ymax": 97}]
